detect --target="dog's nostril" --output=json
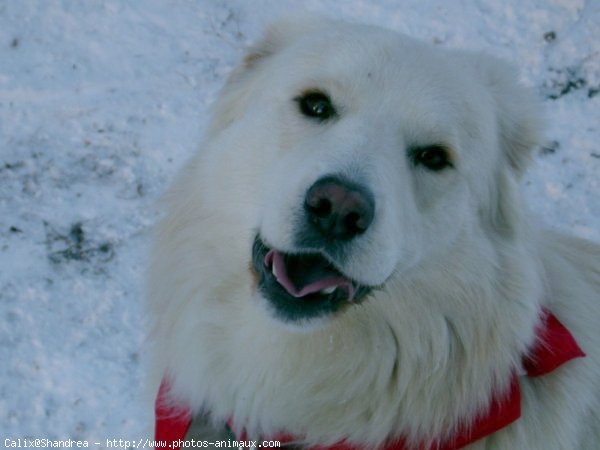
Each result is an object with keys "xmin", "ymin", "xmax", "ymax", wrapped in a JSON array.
[
  {"xmin": 304, "ymin": 175, "xmax": 375, "ymax": 240},
  {"xmin": 344, "ymin": 211, "xmax": 363, "ymax": 233},
  {"xmin": 309, "ymin": 198, "xmax": 333, "ymax": 218}
]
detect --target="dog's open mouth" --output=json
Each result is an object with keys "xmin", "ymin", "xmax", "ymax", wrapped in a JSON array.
[
  {"xmin": 252, "ymin": 236, "xmax": 372, "ymax": 322},
  {"xmin": 265, "ymin": 249, "xmax": 355, "ymax": 299}
]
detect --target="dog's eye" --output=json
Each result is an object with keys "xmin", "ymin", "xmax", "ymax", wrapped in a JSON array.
[
  {"xmin": 295, "ymin": 91, "xmax": 337, "ymax": 121},
  {"xmin": 410, "ymin": 145, "xmax": 454, "ymax": 171}
]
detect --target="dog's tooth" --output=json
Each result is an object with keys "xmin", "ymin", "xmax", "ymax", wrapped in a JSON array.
[
  {"xmin": 321, "ymin": 286, "xmax": 337, "ymax": 295},
  {"xmin": 272, "ymin": 263, "xmax": 278, "ymax": 278}
]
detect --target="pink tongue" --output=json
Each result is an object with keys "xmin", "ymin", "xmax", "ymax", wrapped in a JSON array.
[{"xmin": 264, "ymin": 250, "xmax": 354, "ymax": 300}]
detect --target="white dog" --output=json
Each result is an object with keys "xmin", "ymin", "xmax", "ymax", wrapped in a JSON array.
[{"xmin": 147, "ymin": 18, "xmax": 600, "ymax": 450}]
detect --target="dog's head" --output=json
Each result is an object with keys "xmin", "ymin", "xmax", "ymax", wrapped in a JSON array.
[{"xmin": 202, "ymin": 18, "xmax": 542, "ymax": 327}]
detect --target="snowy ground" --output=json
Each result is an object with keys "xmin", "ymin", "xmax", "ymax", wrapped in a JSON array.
[{"xmin": 0, "ymin": 1, "xmax": 598, "ymax": 447}]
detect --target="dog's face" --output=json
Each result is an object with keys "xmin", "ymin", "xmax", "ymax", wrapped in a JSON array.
[{"xmin": 202, "ymin": 19, "xmax": 540, "ymax": 327}]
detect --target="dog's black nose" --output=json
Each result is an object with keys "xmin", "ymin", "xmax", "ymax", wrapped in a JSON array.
[{"xmin": 304, "ymin": 175, "xmax": 375, "ymax": 240}]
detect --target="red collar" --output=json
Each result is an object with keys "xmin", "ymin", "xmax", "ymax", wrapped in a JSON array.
[{"xmin": 155, "ymin": 308, "xmax": 584, "ymax": 449}]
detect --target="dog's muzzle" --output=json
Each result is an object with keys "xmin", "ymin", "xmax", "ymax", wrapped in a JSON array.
[{"xmin": 252, "ymin": 175, "xmax": 377, "ymax": 322}]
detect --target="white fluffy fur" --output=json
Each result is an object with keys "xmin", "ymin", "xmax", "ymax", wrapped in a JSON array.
[{"xmin": 147, "ymin": 18, "xmax": 600, "ymax": 449}]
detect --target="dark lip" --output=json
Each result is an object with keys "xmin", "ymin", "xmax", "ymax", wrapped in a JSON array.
[{"xmin": 251, "ymin": 235, "xmax": 372, "ymax": 323}]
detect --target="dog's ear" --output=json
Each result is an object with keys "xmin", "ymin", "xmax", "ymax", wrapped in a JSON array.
[
  {"xmin": 472, "ymin": 55, "xmax": 544, "ymax": 237},
  {"xmin": 207, "ymin": 16, "xmax": 330, "ymax": 137},
  {"xmin": 241, "ymin": 16, "xmax": 326, "ymax": 70},
  {"xmin": 475, "ymin": 55, "xmax": 544, "ymax": 177}
]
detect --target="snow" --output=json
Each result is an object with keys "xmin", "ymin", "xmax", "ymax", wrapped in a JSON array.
[{"xmin": 0, "ymin": 0, "xmax": 597, "ymax": 446}]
